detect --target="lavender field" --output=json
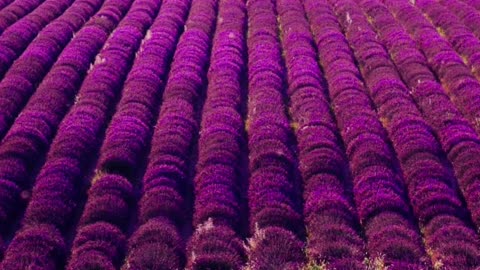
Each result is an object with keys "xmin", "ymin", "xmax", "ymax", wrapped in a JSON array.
[{"xmin": 1, "ymin": 0, "xmax": 480, "ymax": 269}]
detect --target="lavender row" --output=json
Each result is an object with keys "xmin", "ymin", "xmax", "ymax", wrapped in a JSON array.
[
  {"xmin": 69, "ymin": 1, "xmax": 195, "ymax": 264},
  {"xmin": 64, "ymin": 1, "xmax": 172, "ymax": 270},
  {"xmin": 362, "ymin": 0, "xmax": 480, "ymax": 243},
  {"xmin": 0, "ymin": 0, "xmax": 132, "ymax": 238},
  {"xmin": 0, "ymin": 0, "xmax": 154, "ymax": 266},
  {"xmin": 0, "ymin": 0, "xmax": 75, "ymax": 78},
  {"xmin": 305, "ymin": 0, "xmax": 429, "ymax": 268},
  {"xmin": 186, "ymin": 0, "xmax": 247, "ymax": 268},
  {"xmin": 0, "ymin": 1, "xmax": 133, "ymax": 269},
  {"xmin": 417, "ymin": 0, "xmax": 480, "ymax": 81},
  {"xmin": 440, "ymin": 0, "xmax": 480, "ymax": 40},
  {"xmin": 21, "ymin": 0, "xmax": 156, "ymax": 240},
  {"xmin": 96, "ymin": 0, "xmax": 194, "ymax": 179},
  {"xmin": 382, "ymin": 0, "xmax": 480, "ymax": 139},
  {"xmin": 67, "ymin": 0, "xmax": 192, "ymax": 268},
  {"xmin": 0, "ymin": 0, "xmax": 102, "ymax": 75},
  {"xmin": 122, "ymin": 0, "xmax": 217, "ymax": 269},
  {"xmin": 0, "ymin": 0, "xmax": 104, "ymax": 140},
  {"xmin": 0, "ymin": 0, "xmax": 14, "ymax": 11},
  {"xmin": 245, "ymin": 0, "xmax": 304, "ymax": 268},
  {"xmin": 462, "ymin": 0, "xmax": 480, "ymax": 10},
  {"xmin": 0, "ymin": 0, "xmax": 45, "ymax": 33},
  {"xmin": 276, "ymin": 0, "xmax": 366, "ymax": 268},
  {"xmin": 337, "ymin": 0, "xmax": 480, "ymax": 268}
]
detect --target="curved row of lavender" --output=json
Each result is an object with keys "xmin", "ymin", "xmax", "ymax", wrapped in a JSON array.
[
  {"xmin": 307, "ymin": 0, "xmax": 428, "ymax": 268},
  {"xmin": 0, "ymin": 0, "xmax": 46, "ymax": 33},
  {"xmin": 385, "ymin": 0, "xmax": 480, "ymax": 138},
  {"xmin": 278, "ymin": 0, "xmax": 366, "ymax": 268},
  {"xmin": 64, "ymin": 0, "xmax": 168, "ymax": 268},
  {"xmin": 0, "ymin": 0, "xmax": 154, "ymax": 267},
  {"xmin": 440, "ymin": 0, "xmax": 480, "ymax": 40},
  {"xmin": 245, "ymin": 0, "xmax": 305, "ymax": 268},
  {"xmin": 124, "ymin": 0, "xmax": 217, "ymax": 269},
  {"xmin": 0, "ymin": 0, "xmax": 480, "ymax": 269},
  {"xmin": 186, "ymin": 0, "xmax": 247, "ymax": 268},
  {"xmin": 336, "ymin": 0, "xmax": 480, "ymax": 269},
  {"xmin": 463, "ymin": 0, "xmax": 480, "ymax": 10},
  {"xmin": 0, "ymin": 0, "xmax": 105, "ymax": 139},
  {"xmin": 361, "ymin": 0, "xmax": 480, "ymax": 267},
  {"xmin": 0, "ymin": 0, "xmax": 74, "ymax": 77},
  {"xmin": 0, "ymin": 0, "xmax": 14, "ymax": 11},
  {"xmin": 0, "ymin": 0, "xmax": 134, "ymax": 263},
  {"xmin": 418, "ymin": 0, "xmax": 480, "ymax": 83},
  {"xmin": 0, "ymin": 0, "xmax": 110, "ymax": 237}
]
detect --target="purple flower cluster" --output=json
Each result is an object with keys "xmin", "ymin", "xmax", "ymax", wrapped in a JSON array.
[
  {"xmin": 0, "ymin": 0, "xmax": 104, "ymax": 139},
  {"xmin": 439, "ymin": 0, "xmax": 480, "ymax": 40},
  {"xmin": 0, "ymin": 0, "xmax": 77, "ymax": 76},
  {"xmin": 122, "ymin": 0, "xmax": 217, "ymax": 269},
  {"xmin": 64, "ymin": 0, "xmax": 171, "ymax": 270},
  {"xmin": 69, "ymin": 1, "xmax": 190, "ymax": 269},
  {"xmin": 383, "ymin": 0, "xmax": 480, "ymax": 137},
  {"xmin": 337, "ymin": 0, "xmax": 480, "ymax": 268},
  {"xmin": 0, "ymin": 2, "xmax": 132, "ymax": 259},
  {"xmin": 0, "ymin": 0, "xmax": 46, "ymax": 34},
  {"xmin": 362, "ymin": 0, "xmax": 480, "ymax": 249},
  {"xmin": 0, "ymin": 0, "xmax": 14, "ymax": 10},
  {"xmin": 416, "ymin": 0, "xmax": 480, "ymax": 80},
  {"xmin": 277, "ymin": 0, "xmax": 366, "ymax": 268},
  {"xmin": 306, "ymin": 0, "xmax": 428, "ymax": 268},
  {"xmin": 185, "ymin": 0, "xmax": 247, "ymax": 269},
  {"xmin": 245, "ymin": 0, "xmax": 305, "ymax": 269},
  {"xmin": 1, "ymin": 0, "xmax": 480, "ymax": 267},
  {"xmin": 0, "ymin": 0, "xmax": 158, "ymax": 268},
  {"xmin": 93, "ymin": 0, "xmax": 195, "ymax": 184},
  {"xmin": 0, "ymin": 0, "xmax": 132, "ymax": 243},
  {"xmin": 462, "ymin": 0, "xmax": 480, "ymax": 10}
]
